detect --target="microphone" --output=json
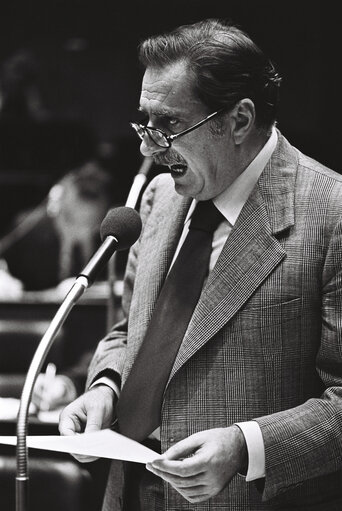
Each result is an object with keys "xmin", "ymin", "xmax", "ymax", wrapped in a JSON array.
[
  {"xmin": 77, "ymin": 206, "xmax": 142, "ymax": 286},
  {"xmin": 16, "ymin": 206, "xmax": 142, "ymax": 511}
]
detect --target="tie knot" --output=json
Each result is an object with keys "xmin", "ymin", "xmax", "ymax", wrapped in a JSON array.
[{"xmin": 189, "ymin": 200, "xmax": 223, "ymax": 233}]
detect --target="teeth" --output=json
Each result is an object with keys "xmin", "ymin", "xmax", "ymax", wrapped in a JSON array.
[{"xmin": 169, "ymin": 164, "xmax": 187, "ymax": 174}]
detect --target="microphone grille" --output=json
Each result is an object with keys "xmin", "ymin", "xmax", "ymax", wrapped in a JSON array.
[{"xmin": 100, "ymin": 206, "xmax": 142, "ymax": 251}]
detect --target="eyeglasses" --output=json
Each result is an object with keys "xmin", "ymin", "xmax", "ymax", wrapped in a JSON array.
[{"xmin": 130, "ymin": 109, "xmax": 223, "ymax": 148}]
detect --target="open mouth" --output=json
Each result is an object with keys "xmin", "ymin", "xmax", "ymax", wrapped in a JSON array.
[{"xmin": 168, "ymin": 163, "xmax": 188, "ymax": 176}]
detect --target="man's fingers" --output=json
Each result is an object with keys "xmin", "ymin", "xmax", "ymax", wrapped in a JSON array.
[
  {"xmin": 59, "ymin": 414, "xmax": 82, "ymax": 435},
  {"xmin": 150, "ymin": 451, "xmax": 206, "ymax": 477},
  {"xmin": 84, "ymin": 416, "xmax": 103, "ymax": 433},
  {"xmin": 59, "ymin": 403, "xmax": 86, "ymax": 435},
  {"xmin": 59, "ymin": 405, "xmax": 100, "ymax": 462},
  {"xmin": 147, "ymin": 464, "xmax": 210, "ymax": 504},
  {"xmin": 59, "ymin": 387, "xmax": 113, "ymax": 435},
  {"xmin": 83, "ymin": 397, "xmax": 109, "ymax": 433},
  {"xmin": 148, "ymin": 433, "xmax": 205, "ymax": 475},
  {"xmin": 163, "ymin": 434, "xmax": 203, "ymax": 460},
  {"xmin": 147, "ymin": 464, "xmax": 205, "ymax": 487},
  {"xmin": 147, "ymin": 457, "xmax": 207, "ymax": 482}
]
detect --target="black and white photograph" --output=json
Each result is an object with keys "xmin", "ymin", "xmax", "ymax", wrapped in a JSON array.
[{"xmin": 0, "ymin": 1, "xmax": 340, "ymax": 510}]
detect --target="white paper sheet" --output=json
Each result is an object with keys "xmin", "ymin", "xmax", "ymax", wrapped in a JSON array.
[{"xmin": 0, "ymin": 429, "xmax": 161, "ymax": 464}]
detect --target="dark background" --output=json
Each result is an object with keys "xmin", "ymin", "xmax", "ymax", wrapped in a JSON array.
[{"xmin": 0, "ymin": 0, "xmax": 340, "ymax": 234}]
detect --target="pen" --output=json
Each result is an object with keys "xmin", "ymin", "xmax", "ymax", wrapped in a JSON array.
[{"xmin": 39, "ymin": 362, "xmax": 57, "ymax": 412}]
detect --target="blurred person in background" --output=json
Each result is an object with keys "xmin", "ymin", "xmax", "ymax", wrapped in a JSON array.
[
  {"xmin": 32, "ymin": 351, "xmax": 93, "ymax": 411},
  {"xmin": 0, "ymin": 159, "xmax": 113, "ymax": 292},
  {"xmin": 0, "ymin": 160, "xmax": 114, "ymax": 410},
  {"xmin": 46, "ymin": 160, "xmax": 113, "ymax": 283},
  {"xmin": 0, "ymin": 48, "xmax": 48, "ymax": 122}
]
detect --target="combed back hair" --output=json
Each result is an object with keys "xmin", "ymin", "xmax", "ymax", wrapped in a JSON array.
[{"xmin": 138, "ymin": 18, "xmax": 282, "ymax": 130}]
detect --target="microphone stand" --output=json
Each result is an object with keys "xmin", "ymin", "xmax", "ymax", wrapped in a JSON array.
[
  {"xmin": 106, "ymin": 156, "xmax": 152, "ymax": 330},
  {"xmin": 15, "ymin": 156, "xmax": 152, "ymax": 511},
  {"xmin": 16, "ymin": 276, "xmax": 89, "ymax": 511}
]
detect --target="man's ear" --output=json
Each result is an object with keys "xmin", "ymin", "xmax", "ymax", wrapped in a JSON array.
[{"xmin": 230, "ymin": 98, "xmax": 255, "ymax": 145}]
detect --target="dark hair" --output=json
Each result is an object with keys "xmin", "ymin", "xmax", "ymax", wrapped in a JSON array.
[
  {"xmin": 138, "ymin": 19, "xmax": 281, "ymax": 130},
  {"xmin": 66, "ymin": 161, "xmax": 112, "ymax": 201}
]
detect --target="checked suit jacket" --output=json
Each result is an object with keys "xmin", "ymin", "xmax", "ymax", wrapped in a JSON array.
[{"xmin": 87, "ymin": 132, "xmax": 342, "ymax": 510}]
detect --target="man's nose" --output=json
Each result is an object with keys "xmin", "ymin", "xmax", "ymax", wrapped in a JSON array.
[{"xmin": 139, "ymin": 136, "xmax": 168, "ymax": 157}]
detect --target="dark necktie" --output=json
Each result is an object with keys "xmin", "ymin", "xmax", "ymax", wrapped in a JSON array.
[{"xmin": 116, "ymin": 200, "xmax": 223, "ymax": 441}]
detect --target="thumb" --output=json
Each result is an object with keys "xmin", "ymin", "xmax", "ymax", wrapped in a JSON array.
[
  {"xmin": 163, "ymin": 433, "xmax": 204, "ymax": 461},
  {"xmin": 59, "ymin": 414, "xmax": 81, "ymax": 436},
  {"xmin": 84, "ymin": 408, "xmax": 104, "ymax": 433}
]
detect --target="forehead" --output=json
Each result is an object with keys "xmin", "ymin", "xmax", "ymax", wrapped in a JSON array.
[{"xmin": 140, "ymin": 61, "xmax": 203, "ymax": 115}]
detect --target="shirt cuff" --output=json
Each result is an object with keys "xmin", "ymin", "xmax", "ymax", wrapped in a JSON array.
[
  {"xmin": 235, "ymin": 421, "xmax": 265, "ymax": 481},
  {"xmin": 90, "ymin": 376, "xmax": 120, "ymax": 398}
]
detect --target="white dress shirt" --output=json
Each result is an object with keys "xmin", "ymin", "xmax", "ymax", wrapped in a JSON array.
[{"xmin": 94, "ymin": 127, "xmax": 278, "ymax": 481}]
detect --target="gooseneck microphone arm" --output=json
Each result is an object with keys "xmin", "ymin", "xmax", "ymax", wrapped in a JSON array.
[
  {"xmin": 106, "ymin": 156, "xmax": 153, "ymax": 330},
  {"xmin": 16, "ymin": 207, "xmax": 142, "ymax": 511},
  {"xmin": 125, "ymin": 156, "xmax": 153, "ymax": 209}
]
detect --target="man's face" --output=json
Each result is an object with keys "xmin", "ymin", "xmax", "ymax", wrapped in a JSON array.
[{"xmin": 139, "ymin": 61, "xmax": 238, "ymax": 201}]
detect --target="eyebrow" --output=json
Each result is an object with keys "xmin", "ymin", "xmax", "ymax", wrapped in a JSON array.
[{"xmin": 137, "ymin": 106, "xmax": 183, "ymax": 118}]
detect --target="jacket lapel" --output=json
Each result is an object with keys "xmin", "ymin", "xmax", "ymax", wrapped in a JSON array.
[{"xmin": 169, "ymin": 133, "xmax": 297, "ymax": 380}]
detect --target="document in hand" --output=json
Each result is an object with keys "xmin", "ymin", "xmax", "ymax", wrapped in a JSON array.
[{"xmin": 0, "ymin": 429, "xmax": 160, "ymax": 464}]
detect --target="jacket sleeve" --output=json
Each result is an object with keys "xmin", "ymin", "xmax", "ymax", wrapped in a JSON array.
[{"xmin": 254, "ymin": 215, "xmax": 342, "ymax": 501}]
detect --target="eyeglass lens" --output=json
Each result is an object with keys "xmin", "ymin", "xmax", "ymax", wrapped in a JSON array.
[
  {"xmin": 131, "ymin": 123, "xmax": 169, "ymax": 148},
  {"xmin": 146, "ymin": 128, "xmax": 169, "ymax": 148}
]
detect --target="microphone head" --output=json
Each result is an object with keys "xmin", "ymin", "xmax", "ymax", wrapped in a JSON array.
[{"xmin": 100, "ymin": 206, "xmax": 142, "ymax": 251}]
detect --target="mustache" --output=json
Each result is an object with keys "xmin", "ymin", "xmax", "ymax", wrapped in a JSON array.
[{"xmin": 153, "ymin": 149, "xmax": 187, "ymax": 167}]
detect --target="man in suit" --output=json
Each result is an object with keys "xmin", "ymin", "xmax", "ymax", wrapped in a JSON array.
[{"xmin": 59, "ymin": 19, "xmax": 342, "ymax": 510}]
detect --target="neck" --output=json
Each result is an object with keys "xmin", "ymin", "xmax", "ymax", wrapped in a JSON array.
[{"xmin": 235, "ymin": 128, "xmax": 271, "ymax": 176}]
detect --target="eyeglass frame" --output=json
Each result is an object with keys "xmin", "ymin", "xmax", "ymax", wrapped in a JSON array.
[{"xmin": 130, "ymin": 109, "xmax": 224, "ymax": 148}]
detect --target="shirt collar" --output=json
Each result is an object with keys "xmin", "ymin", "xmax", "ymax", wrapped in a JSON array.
[
  {"xmin": 184, "ymin": 127, "xmax": 278, "ymax": 226},
  {"xmin": 213, "ymin": 127, "xmax": 278, "ymax": 226}
]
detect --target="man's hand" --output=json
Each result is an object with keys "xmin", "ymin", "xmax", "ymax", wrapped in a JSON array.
[
  {"xmin": 146, "ymin": 426, "xmax": 247, "ymax": 504},
  {"xmin": 59, "ymin": 384, "xmax": 116, "ymax": 463}
]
